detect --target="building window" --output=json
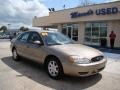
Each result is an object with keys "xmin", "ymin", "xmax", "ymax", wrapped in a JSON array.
[
  {"xmin": 62, "ymin": 24, "xmax": 78, "ymax": 41},
  {"xmin": 84, "ymin": 22, "xmax": 107, "ymax": 46}
]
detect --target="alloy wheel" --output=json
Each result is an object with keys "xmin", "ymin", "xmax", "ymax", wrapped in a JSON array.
[{"xmin": 48, "ymin": 60, "xmax": 59, "ymax": 77}]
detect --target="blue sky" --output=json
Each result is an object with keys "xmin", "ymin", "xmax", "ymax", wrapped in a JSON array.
[
  {"xmin": 42, "ymin": 0, "xmax": 107, "ymax": 10},
  {"xmin": 43, "ymin": 0, "xmax": 81, "ymax": 10},
  {"xmin": 0, "ymin": 0, "xmax": 118, "ymax": 28}
]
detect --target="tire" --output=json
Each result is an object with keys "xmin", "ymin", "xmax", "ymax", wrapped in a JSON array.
[
  {"xmin": 45, "ymin": 57, "xmax": 63, "ymax": 80},
  {"xmin": 12, "ymin": 48, "xmax": 20, "ymax": 61}
]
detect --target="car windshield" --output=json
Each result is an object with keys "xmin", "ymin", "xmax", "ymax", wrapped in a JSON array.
[{"xmin": 41, "ymin": 32, "xmax": 74, "ymax": 45}]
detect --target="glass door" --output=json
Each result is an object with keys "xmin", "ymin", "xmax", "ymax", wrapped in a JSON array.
[
  {"xmin": 62, "ymin": 24, "xmax": 78, "ymax": 41},
  {"xmin": 62, "ymin": 26, "xmax": 73, "ymax": 39},
  {"xmin": 67, "ymin": 26, "xmax": 73, "ymax": 39}
]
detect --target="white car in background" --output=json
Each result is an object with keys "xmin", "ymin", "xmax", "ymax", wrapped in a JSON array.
[{"xmin": 0, "ymin": 34, "xmax": 9, "ymax": 39}]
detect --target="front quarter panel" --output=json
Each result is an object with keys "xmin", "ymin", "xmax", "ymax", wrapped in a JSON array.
[{"xmin": 43, "ymin": 46, "xmax": 69, "ymax": 64}]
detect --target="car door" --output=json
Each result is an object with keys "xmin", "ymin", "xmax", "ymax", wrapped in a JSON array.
[
  {"xmin": 26, "ymin": 32, "xmax": 46, "ymax": 63},
  {"xmin": 15, "ymin": 32, "xmax": 30, "ymax": 58}
]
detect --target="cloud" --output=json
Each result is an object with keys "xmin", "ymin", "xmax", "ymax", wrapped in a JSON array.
[
  {"xmin": 106, "ymin": 0, "xmax": 120, "ymax": 2},
  {"xmin": 0, "ymin": 0, "xmax": 49, "ymax": 26}
]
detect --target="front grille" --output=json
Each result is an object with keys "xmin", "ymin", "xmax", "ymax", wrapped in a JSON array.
[{"xmin": 91, "ymin": 56, "xmax": 104, "ymax": 62}]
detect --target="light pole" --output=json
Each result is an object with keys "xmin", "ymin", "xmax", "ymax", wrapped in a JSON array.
[
  {"xmin": 7, "ymin": 24, "xmax": 11, "ymax": 34},
  {"xmin": 8, "ymin": 24, "xmax": 11, "ymax": 30}
]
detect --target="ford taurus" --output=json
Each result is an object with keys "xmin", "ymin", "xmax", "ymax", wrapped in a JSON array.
[{"xmin": 10, "ymin": 31, "xmax": 107, "ymax": 79}]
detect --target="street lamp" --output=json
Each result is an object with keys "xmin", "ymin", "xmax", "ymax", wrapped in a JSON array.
[
  {"xmin": 7, "ymin": 24, "xmax": 11, "ymax": 34},
  {"xmin": 8, "ymin": 24, "xmax": 11, "ymax": 30}
]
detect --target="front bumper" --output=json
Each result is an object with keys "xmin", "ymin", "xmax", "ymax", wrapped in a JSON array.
[{"xmin": 62, "ymin": 58, "xmax": 107, "ymax": 77}]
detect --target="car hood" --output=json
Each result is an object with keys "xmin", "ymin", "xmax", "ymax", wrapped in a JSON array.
[{"xmin": 49, "ymin": 44, "xmax": 103, "ymax": 59}]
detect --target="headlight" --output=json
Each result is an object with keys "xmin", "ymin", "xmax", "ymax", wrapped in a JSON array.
[{"xmin": 68, "ymin": 55, "xmax": 91, "ymax": 64}]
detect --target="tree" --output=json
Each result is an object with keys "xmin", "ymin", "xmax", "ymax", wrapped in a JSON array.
[
  {"xmin": 0, "ymin": 26, "xmax": 7, "ymax": 33},
  {"xmin": 19, "ymin": 26, "xmax": 29, "ymax": 32},
  {"xmin": 25, "ymin": 27, "xmax": 29, "ymax": 31},
  {"xmin": 78, "ymin": 0, "xmax": 96, "ymax": 7},
  {"xmin": 19, "ymin": 26, "xmax": 24, "ymax": 32}
]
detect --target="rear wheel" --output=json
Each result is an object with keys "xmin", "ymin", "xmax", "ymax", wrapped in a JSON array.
[
  {"xmin": 12, "ymin": 48, "xmax": 20, "ymax": 61},
  {"xmin": 46, "ymin": 57, "xmax": 63, "ymax": 80}
]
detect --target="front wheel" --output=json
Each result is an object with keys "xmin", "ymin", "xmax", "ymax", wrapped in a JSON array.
[{"xmin": 46, "ymin": 57, "xmax": 63, "ymax": 80}]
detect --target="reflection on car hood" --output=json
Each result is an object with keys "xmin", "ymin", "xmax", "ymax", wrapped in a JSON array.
[{"xmin": 49, "ymin": 44, "xmax": 103, "ymax": 59}]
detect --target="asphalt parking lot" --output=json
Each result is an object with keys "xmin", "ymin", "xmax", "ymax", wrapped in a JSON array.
[{"xmin": 0, "ymin": 39, "xmax": 120, "ymax": 90}]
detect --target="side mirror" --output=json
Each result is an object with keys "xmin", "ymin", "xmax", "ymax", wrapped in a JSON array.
[{"xmin": 33, "ymin": 40, "xmax": 41, "ymax": 45}]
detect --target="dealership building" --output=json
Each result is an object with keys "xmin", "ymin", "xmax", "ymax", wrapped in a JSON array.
[{"xmin": 32, "ymin": 1, "xmax": 120, "ymax": 48}]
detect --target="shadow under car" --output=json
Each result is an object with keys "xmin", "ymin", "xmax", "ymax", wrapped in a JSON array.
[{"xmin": 1, "ymin": 56, "xmax": 102, "ymax": 90}]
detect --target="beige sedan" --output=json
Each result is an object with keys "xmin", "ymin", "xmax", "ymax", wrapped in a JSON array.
[{"xmin": 10, "ymin": 31, "xmax": 107, "ymax": 79}]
